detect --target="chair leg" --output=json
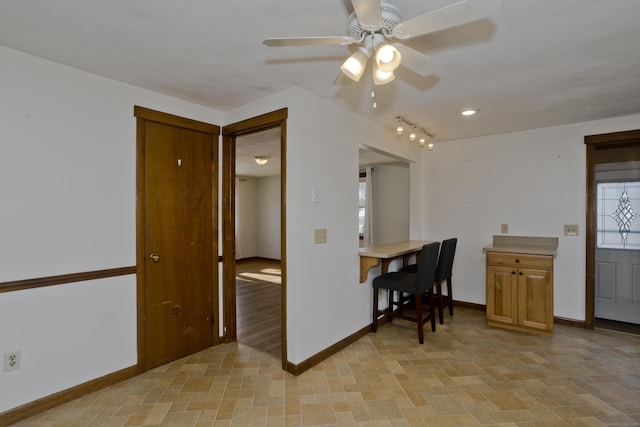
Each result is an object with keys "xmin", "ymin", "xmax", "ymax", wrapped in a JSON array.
[
  {"xmin": 415, "ymin": 293, "xmax": 424, "ymax": 344},
  {"xmin": 436, "ymin": 281, "xmax": 444, "ymax": 325},
  {"xmin": 372, "ymin": 288, "xmax": 378, "ymax": 332},
  {"xmin": 387, "ymin": 289, "xmax": 394, "ymax": 323},
  {"xmin": 447, "ymin": 278, "xmax": 454, "ymax": 316},
  {"xmin": 429, "ymin": 288, "xmax": 436, "ymax": 332}
]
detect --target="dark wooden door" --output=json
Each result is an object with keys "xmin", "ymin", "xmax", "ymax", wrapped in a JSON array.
[{"xmin": 138, "ymin": 109, "xmax": 218, "ymax": 370}]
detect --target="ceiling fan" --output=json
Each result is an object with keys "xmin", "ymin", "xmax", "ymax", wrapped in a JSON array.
[{"xmin": 264, "ymin": 0, "xmax": 501, "ymax": 85}]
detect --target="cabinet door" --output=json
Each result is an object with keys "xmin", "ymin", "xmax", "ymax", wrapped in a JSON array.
[
  {"xmin": 517, "ymin": 268, "xmax": 553, "ymax": 332},
  {"xmin": 486, "ymin": 266, "xmax": 518, "ymax": 325}
]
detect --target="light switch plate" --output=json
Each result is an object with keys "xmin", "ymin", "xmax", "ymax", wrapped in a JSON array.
[
  {"xmin": 501, "ymin": 224, "xmax": 508, "ymax": 234},
  {"xmin": 314, "ymin": 228, "xmax": 327, "ymax": 244}
]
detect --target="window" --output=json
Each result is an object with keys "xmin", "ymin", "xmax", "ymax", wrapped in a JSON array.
[
  {"xmin": 597, "ymin": 181, "xmax": 640, "ymax": 249},
  {"xmin": 359, "ymin": 173, "xmax": 366, "ymax": 238}
]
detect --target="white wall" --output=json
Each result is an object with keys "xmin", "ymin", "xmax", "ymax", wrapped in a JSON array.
[
  {"xmin": 0, "ymin": 46, "xmax": 223, "ymax": 413},
  {"xmin": 235, "ymin": 177, "xmax": 258, "ymax": 259},
  {"xmin": 235, "ymin": 175, "xmax": 281, "ymax": 260},
  {"xmin": 372, "ymin": 162, "xmax": 410, "ymax": 245},
  {"xmin": 422, "ymin": 114, "xmax": 640, "ymax": 321},
  {"xmin": 256, "ymin": 175, "xmax": 281, "ymax": 260}
]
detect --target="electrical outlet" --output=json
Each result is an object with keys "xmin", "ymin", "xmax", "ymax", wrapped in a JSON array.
[
  {"xmin": 4, "ymin": 351, "xmax": 20, "ymax": 372},
  {"xmin": 564, "ymin": 224, "xmax": 579, "ymax": 236}
]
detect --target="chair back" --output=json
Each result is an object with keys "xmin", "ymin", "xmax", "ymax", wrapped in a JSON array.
[
  {"xmin": 435, "ymin": 238, "xmax": 457, "ymax": 282},
  {"xmin": 415, "ymin": 242, "xmax": 440, "ymax": 293}
]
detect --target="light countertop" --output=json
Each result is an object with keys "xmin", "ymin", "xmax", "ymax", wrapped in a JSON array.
[{"xmin": 483, "ymin": 235, "xmax": 558, "ymax": 257}]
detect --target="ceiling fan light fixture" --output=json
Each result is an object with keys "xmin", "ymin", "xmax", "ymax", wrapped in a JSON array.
[
  {"xmin": 254, "ymin": 155, "xmax": 270, "ymax": 166},
  {"xmin": 373, "ymin": 65, "xmax": 395, "ymax": 85},
  {"xmin": 340, "ymin": 47, "xmax": 370, "ymax": 81},
  {"xmin": 375, "ymin": 43, "xmax": 401, "ymax": 72}
]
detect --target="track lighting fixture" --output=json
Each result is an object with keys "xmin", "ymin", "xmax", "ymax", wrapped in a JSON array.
[{"xmin": 395, "ymin": 116, "xmax": 434, "ymax": 149}]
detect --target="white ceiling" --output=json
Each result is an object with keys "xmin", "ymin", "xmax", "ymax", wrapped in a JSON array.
[
  {"xmin": 236, "ymin": 128, "xmax": 282, "ymax": 178},
  {"xmin": 1, "ymin": 0, "xmax": 640, "ymax": 146}
]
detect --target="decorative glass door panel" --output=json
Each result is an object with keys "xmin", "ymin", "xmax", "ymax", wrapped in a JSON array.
[{"xmin": 596, "ymin": 181, "xmax": 639, "ymax": 250}]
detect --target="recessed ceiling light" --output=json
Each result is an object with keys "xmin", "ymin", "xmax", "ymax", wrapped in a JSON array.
[{"xmin": 461, "ymin": 109, "xmax": 478, "ymax": 116}]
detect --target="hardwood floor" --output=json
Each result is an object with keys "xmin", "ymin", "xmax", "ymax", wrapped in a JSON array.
[
  {"xmin": 235, "ymin": 258, "xmax": 282, "ymax": 358},
  {"xmin": 596, "ymin": 317, "xmax": 640, "ymax": 335}
]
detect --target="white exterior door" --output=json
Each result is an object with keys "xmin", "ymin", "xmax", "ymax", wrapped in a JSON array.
[{"xmin": 595, "ymin": 163, "xmax": 640, "ymax": 324}]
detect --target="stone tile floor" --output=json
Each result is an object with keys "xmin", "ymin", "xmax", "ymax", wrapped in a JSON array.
[{"xmin": 10, "ymin": 308, "xmax": 640, "ymax": 426}]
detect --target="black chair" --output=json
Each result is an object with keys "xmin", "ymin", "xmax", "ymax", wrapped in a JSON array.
[
  {"xmin": 371, "ymin": 242, "xmax": 440, "ymax": 344},
  {"xmin": 400, "ymin": 238, "xmax": 458, "ymax": 325}
]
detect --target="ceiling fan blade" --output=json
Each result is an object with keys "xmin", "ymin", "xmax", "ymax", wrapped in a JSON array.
[
  {"xmin": 351, "ymin": 0, "xmax": 382, "ymax": 30},
  {"xmin": 392, "ymin": 0, "xmax": 501, "ymax": 40},
  {"xmin": 263, "ymin": 36, "xmax": 357, "ymax": 47},
  {"xmin": 333, "ymin": 71, "xmax": 355, "ymax": 86},
  {"xmin": 395, "ymin": 44, "xmax": 441, "ymax": 77}
]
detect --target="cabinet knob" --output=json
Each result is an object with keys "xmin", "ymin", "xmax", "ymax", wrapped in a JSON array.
[
  {"xmin": 515, "ymin": 259, "xmax": 520, "ymax": 263},
  {"xmin": 519, "ymin": 272, "xmax": 523, "ymax": 276},
  {"xmin": 512, "ymin": 271, "xmax": 516, "ymax": 275}
]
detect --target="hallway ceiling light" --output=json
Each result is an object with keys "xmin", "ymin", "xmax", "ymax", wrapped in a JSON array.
[
  {"xmin": 254, "ymin": 156, "xmax": 270, "ymax": 166},
  {"xmin": 461, "ymin": 108, "xmax": 478, "ymax": 116}
]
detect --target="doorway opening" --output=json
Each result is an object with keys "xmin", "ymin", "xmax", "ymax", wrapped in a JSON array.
[
  {"xmin": 585, "ymin": 130, "xmax": 640, "ymax": 334},
  {"xmin": 222, "ymin": 108, "xmax": 287, "ymax": 368},
  {"xmin": 235, "ymin": 127, "xmax": 282, "ymax": 358},
  {"xmin": 358, "ymin": 145, "xmax": 411, "ymax": 248}
]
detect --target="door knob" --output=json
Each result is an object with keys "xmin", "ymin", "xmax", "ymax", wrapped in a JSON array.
[{"xmin": 150, "ymin": 253, "xmax": 160, "ymax": 262}]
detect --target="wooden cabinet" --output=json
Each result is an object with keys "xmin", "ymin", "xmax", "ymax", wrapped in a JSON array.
[{"xmin": 486, "ymin": 252, "xmax": 554, "ymax": 335}]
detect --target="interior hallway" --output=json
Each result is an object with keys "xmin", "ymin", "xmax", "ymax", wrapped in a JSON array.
[{"xmin": 8, "ymin": 307, "xmax": 640, "ymax": 426}]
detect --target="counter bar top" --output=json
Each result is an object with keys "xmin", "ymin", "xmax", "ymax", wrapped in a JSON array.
[{"xmin": 359, "ymin": 240, "xmax": 434, "ymax": 259}]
